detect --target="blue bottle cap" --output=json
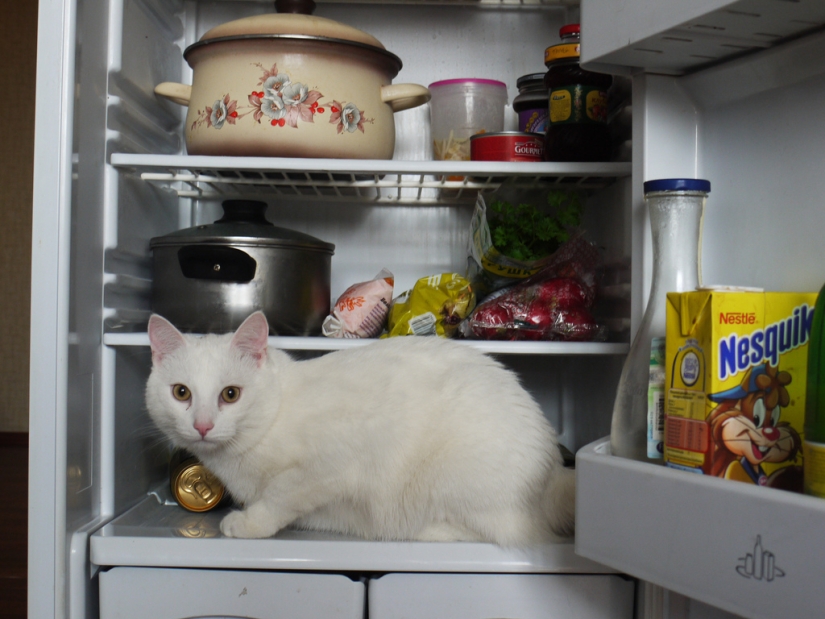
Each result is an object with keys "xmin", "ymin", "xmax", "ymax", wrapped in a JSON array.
[{"xmin": 643, "ymin": 178, "xmax": 711, "ymax": 193}]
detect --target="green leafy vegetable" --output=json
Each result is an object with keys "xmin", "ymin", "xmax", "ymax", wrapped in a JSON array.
[{"xmin": 488, "ymin": 190, "xmax": 583, "ymax": 262}]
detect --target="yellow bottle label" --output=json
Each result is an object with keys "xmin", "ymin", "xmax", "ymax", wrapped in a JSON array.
[
  {"xmin": 544, "ymin": 43, "xmax": 580, "ymax": 64},
  {"xmin": 549, "ymin": 86, "xmax": 608, "ymax": 125},
  {"xmin": 585, "ymin": 90, "xmax": 608, "ymax": 122},
  {"xmin": 803, "ymin": 440, "xmax": 825, "ymax": 498},
  {"xmin": 549, "ymin": 90, "xmax": 572, "ymax": 123}
]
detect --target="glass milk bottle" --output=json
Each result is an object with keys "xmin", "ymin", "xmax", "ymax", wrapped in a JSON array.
[{"xmin": 610, "ymin": 178, "xmax": 710, "ymax": 462}]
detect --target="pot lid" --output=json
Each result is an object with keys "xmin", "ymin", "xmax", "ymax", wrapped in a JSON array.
[
  {"xmin": 184, "ymin": 1, "xmax": 402, "ymax": 75},
  {"xmin": 150, "ymin": 200, "xmax": 335, "ymax": 254},
  {"xmin": 200, "ymin": 13, "xmax": 385, "ymax": 51}
]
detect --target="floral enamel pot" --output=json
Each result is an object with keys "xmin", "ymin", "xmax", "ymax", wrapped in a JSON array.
[{"xmin": 155, "ymin": 12, "xmax": 431, "ymax": 159}]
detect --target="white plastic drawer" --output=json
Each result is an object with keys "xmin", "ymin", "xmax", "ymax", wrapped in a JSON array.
[
  {"xmin": 368, "ymin": 572, "xmax": 635, "ymax": 619},
  {"xmin": 99, "ymin": 567, "xmax": 365, "ymax": 619}
]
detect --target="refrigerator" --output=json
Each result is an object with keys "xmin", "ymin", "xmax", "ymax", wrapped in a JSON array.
[{"xmin": 28, "ymin": 0, "xmax": 825, "ymax": 617}]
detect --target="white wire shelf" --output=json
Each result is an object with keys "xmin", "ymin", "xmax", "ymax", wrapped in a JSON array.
[
  {"xmin": 102, "ymin": 331, "xmax": 629, "ymax": 355},
  {"xmin": 110, "ymin": 154, "xmax": 631, "ymax": 204}
]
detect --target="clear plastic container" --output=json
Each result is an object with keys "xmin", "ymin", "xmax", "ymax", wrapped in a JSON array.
[
  {"xmin": 610, "ymin": 178, "xmax": 710, "ymax": 463},
  {"xmin": 428, "ymin": 78, "xmax": 508, "ymax": 161}
]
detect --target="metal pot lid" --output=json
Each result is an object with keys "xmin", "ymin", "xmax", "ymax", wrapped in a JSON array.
[
  {"xmin": 185, "ymin": 0, "xmax": 400, "ymax": 72},
  {"xmin": 199, "ymin": 12, "xmax": 385, "ymax": 50},
  {"xmin": 150, "ymin": 200, "xmax": 335, "ymax": 254}
]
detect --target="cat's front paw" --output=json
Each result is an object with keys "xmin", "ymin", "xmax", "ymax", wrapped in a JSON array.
[{"xmin": 219, "ymin": 509, "xmax": 275, "ymax": 539}]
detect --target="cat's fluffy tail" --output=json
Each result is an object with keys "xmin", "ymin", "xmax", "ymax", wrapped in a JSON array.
[{"xmin": 544, "ymin": 465, "xmax": 576, "ymax": 538}]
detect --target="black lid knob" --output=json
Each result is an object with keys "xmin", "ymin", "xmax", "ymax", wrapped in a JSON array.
[
  {"xmin": 215, "ymin": 200, "xmax": 273, "ymax": 226},
  {"xmin": 274, "ymin": 0, "xmax": 316, "ymax": 14}
]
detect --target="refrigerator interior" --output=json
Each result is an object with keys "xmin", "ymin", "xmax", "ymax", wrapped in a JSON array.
[
  {"xmin": 31, "ymin": 0, "xmax": 825, "ymax": 618},
  {"xmin": 31, "ymin": 0, "xmax": 636, "ymax": 618}
]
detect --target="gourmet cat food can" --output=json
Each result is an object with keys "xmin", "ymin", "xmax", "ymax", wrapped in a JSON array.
[{"xmin": 470, "ymin": 132, "xmax": 544, "ymax": 162}]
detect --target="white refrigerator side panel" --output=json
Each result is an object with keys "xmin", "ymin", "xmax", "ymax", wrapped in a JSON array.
[
  {"xmin": 29, "ymin": 0, "xmax": 77, "ymax": 617},
  {"xmin": 679, "ymin": 31, "xmax": 825, "ymax": 292}
]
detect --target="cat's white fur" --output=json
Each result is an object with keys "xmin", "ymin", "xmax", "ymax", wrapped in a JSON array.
[{"xmin": 145, "ymin": 311, "xmax": 575, "ymax": 546}]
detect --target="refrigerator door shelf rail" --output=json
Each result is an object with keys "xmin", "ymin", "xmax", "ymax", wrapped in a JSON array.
[{"xmin": 109, "ymin": 154, "xmax": 631, "ymax": 204}]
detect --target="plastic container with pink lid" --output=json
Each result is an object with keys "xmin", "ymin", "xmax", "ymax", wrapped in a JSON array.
[{"xmin": 428, "ymin": 78, "xmax": 508, "ymax": 161}]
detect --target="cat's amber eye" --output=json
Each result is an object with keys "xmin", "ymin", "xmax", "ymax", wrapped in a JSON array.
[
  {"xmin": 172, "ymin": 384, "xmax": 191, "ymax": 401},
  {"xmin": 221, "ymin": 386, "xmax": 241, "ymax": 403}
]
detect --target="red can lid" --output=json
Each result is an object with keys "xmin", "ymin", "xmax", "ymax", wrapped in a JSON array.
[{"xmin": 559, "ymin": 23, "xmax": 580, "ymax": 37}]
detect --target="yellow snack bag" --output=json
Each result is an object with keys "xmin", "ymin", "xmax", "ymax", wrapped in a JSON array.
[{"xmin": 385, "ymin": 273, "xmax": 476, "ymax": 338}]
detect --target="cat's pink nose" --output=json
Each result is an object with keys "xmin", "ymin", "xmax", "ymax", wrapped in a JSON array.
[{"xmin": 194, "ymin": 421, "xmax": 214, "ymax": 438}]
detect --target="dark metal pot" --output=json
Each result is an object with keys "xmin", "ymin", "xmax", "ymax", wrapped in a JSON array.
[{"xmin": 150, "ymin": 199, "xmax": 334, "ymax": 335}]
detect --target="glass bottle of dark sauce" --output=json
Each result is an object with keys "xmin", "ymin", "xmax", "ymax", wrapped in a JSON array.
[{"xmin": 543, "ymin": 24, "xmax": 613, "ymax": 162}]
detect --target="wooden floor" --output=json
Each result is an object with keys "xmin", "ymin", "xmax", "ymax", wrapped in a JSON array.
[{"xmin": 0, "ymin": 433, "xmax": 27, "ymax": 619}]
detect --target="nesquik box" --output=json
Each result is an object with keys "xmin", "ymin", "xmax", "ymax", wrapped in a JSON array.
[{"xmin": 664, "ymin": 289, "xmax": 818, "ymax": 492}]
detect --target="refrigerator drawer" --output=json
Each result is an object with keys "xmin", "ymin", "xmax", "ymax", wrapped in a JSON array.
[
  {"xmin": 99, "ymin": 567, "xmax": 365, "ymax": 619},
  {"xmin": 368, "ymin": 573, "xmax": 635, "ymax": 619}
]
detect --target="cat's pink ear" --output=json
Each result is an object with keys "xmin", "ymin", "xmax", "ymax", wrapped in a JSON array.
[
  {"xmin": 148, "ymin": 315, "xmax": 186, "ymax": 364},
  {"xmin": 230, "ymin": 311, "xmax": 269, "ymax": 366}
]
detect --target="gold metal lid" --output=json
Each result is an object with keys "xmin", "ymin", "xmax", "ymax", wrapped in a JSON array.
[{"xmin": 171, "ymin": 459, "xmax": 226, "ymax": 513}]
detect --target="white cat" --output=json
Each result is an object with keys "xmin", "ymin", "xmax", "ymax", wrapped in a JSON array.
[{"xmin": 145, "ymin": 311, "xmax": 575, "ymax": 546}]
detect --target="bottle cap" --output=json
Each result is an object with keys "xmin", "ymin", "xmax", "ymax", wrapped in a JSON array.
[
  {"xmin": 559, "ymin": 24, "xmax": 580, "ymax": 37},
  {"xmin": 644, "ymin": 178, "xmax": 711, "ymax": 193}
]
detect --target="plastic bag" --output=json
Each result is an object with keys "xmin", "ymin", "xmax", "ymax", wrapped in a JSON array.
[
  {"xmin": 322, "ymin": 269, "xmax": 394, "ymax": 338},
  {"xmin": 461, "ymin": 241, "xmax": 607, "ymax": 342},
  {"xmin": 385, "ymin": 273, "xmax": 476, "ymax": 338},
  {"xmin": 466, "ymin": 192, "xmax": 583, "ymax": 296}
]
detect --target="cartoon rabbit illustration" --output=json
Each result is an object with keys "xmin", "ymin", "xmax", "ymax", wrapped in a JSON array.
[{"xmin": 707, "ymin": 363, "xmax": 802, "ymax": 491}]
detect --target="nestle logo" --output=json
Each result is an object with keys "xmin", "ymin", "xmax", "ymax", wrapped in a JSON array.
[{"xmin": 720, "ymin": 312, "xmax": 757, "ymax": 325}]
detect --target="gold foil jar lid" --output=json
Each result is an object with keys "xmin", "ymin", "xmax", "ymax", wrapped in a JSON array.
[{"xmin": 171, "ymin": 456, "xmax": 226, "ymax": 512}]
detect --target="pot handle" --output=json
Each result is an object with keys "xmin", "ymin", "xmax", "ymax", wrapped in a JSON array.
[
  {"xmin": 381, "ymin": 84, "xmax": 431, "ymax": 113},
  {"xmin": 155, "ymin": 82, "xmax": 192, "ymax": 107}
]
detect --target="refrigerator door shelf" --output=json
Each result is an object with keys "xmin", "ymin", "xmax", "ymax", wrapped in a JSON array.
[{"xmin": 575, "ymin": 438, "xmax": 825, "ymax": 619}]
